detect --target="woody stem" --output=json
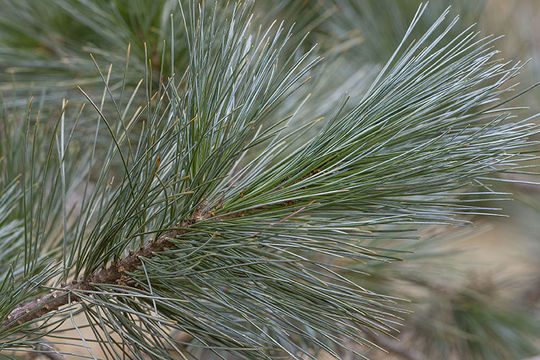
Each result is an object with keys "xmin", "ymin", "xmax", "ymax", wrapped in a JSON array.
[{"xmin": 1, "ymin": 231, "xmax": 178, "ymax": 330}]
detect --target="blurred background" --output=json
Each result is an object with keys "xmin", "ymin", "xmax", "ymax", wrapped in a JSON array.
[{"xmin": 0, "ymin": 0, "xmax": 538, "ymax": 359}]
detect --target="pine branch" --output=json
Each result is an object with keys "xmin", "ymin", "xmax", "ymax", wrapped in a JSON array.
[
  {"xmin": 1, "ymin": 1, "xmax": 539, "ymax": 359},
  {"xmin": 1, "ymin": 227, "xmax": 183, "ymax": 330}
]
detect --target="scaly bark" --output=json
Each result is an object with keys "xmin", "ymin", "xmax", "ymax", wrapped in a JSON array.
[{"xmin": 1, "ymin": 230, "xmax": 180, "ymax": 330}]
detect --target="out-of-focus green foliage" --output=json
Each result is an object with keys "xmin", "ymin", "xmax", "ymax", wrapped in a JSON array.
[{"xmin": 0, "ymin": 0, "xmax": 189, "ymax": 106}]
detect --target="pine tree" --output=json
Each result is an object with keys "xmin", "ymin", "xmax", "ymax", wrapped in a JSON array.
[{"xmin": 0, "ymin": 1, "xmax": 538, "ymax": 359}]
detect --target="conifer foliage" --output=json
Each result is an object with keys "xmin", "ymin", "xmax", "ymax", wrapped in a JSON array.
[{"xmin": 0, "ymin": 1, "xmax": 538, "ymax": 359}]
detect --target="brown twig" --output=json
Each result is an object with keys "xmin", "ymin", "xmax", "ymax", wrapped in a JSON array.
[
  {"xmin": 29, "ymin": 343, "xmax": 66, "ymax": 360},
  {"xmin": 1, "ymin": 201, "xmax": 312, "ymax": 331},
  {"xmin": 1, "ymin": 230, "xmax": 180, "ymax": 330}
]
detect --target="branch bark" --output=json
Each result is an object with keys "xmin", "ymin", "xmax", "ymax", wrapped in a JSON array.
[
  {"xmin": 1, "ymin": 230, "xmax": 180, "ymax": 330},
  {"xmin": 29, "ymin": 343, "xmax": 66, "ymax": 360},
  {"xmin": 1, "ymin": 205, "xmax": 275, "ymax": 330}
]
